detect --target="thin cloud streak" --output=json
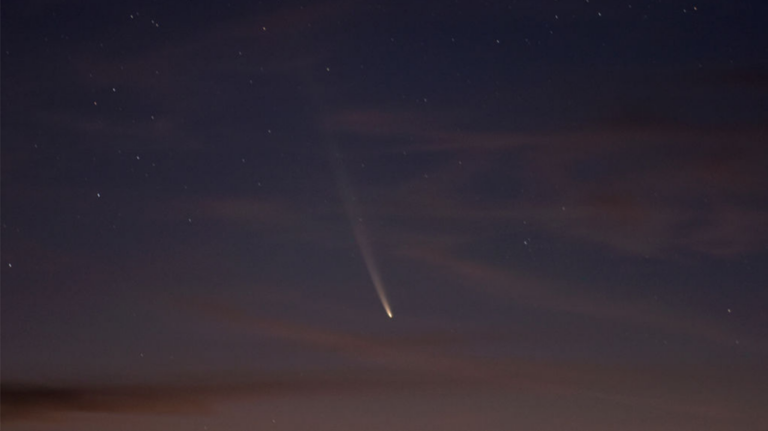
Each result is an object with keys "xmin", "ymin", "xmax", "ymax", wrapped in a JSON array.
[
  {"xmin": 399, "ymin": 246, "xmax": 752, "ymax": 347},
  {"xmin": 325, "ymin": 108, "xmax": 768, "ymax": 258}
]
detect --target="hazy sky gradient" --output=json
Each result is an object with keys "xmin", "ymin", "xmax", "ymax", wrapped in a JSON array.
[{"xmin": 2, "ymin": 0, "xmax": 768, "ymax": 429}]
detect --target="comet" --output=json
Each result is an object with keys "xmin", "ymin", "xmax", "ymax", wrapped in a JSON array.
[
  {"xmin": 330, "ymin": 145, "xmax": 393, "ymax": 318},
  {"xmin": 350, "ymin": 219, "xmax": 393, "ymax": 318}
]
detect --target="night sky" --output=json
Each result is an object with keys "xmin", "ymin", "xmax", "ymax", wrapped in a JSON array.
[{"xmin": 2, "ymin": 0, "xmax": 768, "ymax": 430}]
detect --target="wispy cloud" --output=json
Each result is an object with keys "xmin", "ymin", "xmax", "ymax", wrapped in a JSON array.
[
  {"xmin": 325, "ymin": 107, "xmax": 768, "ymax": 258},
  {"xmin": 0, "ymin": 371, "xmax": 439, "ymax": 425},
  {"xmin": 398, "ymin": 246, "xmax": 751, "ymax": 346},
  {"xmin": 7, "ymin": 295, "xmax": 764, "ymax": 425}
]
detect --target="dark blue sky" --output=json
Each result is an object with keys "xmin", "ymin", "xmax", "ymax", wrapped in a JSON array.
[{"xmin": 2, "ymin": 1, "xmax": 768, "ymax": 430}]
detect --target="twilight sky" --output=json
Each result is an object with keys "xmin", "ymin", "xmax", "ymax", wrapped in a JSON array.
[{"xmin": 2, "ymin": 0, "xmax": 768, "ymax": 430}]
